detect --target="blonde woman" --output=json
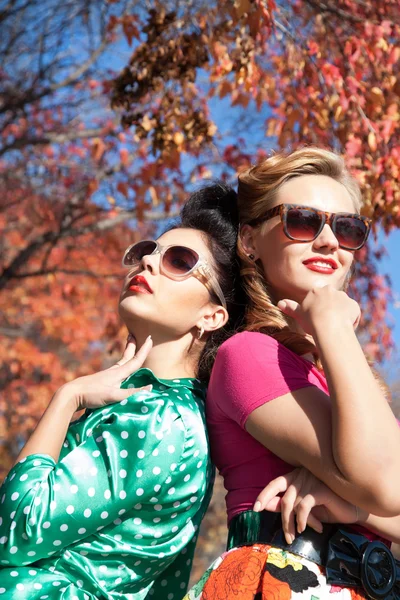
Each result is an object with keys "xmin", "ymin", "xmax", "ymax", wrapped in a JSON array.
[{"xmin": 185, "ymin": 148, "xmax": 400, "ymax": 600}]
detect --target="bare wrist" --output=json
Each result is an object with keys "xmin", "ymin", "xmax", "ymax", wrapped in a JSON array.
[{"xmin": 52, "ymin": 384, "xmax": 80, "ymax": 413}]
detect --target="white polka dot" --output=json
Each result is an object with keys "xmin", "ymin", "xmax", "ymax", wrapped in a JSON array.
[
  {"xmin": 120, "ymin": 398, "xmax": 128, "ymax": 405},
  {"xmin": 10, "ymin": 570, "xmax": 18, "ymax": 576},
  {"xmin": 170, "ymin": 463, "xmax": 177, "ymax": 471},
  {"xmin": 11, "ymin": 492, "xmax": 19, "ymax": 501},
  {"xmin": 36, "ymin": 537, "xmax": 43, "ymax": 545},
  {"xmin": 154, "ymin": 484, "xmax": 161, "ymax": 492},
  {"xmin": 88, "ymin": 487, "xmax": 96, "ymax": 497},
  {"xmin": 50, "ymin": 501, "xmax": 57, "ymax": 510},
  {"xmin": 100, "ymin": 511, "xmax": 108, "ymax": 519},
  {"xmin": 152, "ymin": 467, "xmax": 161, "ymax": 475},
  {"xmin": 155, "ymin": 431, "xmax": 163, "ymax": 440},
  {"xmin": 135, "ymin": 533, "xmax": 143, "ymax": 540},
  {"xmin": 20, "ymin": 474, "xmax": 28, "ymax": 481},
  {"xmin": 172, "ymin": 526, "xmax": 179, "ymax": 533},
  {"xmin": 167, "ymin": 445, "xmax": 175, "ymax": 453},
  {"xmin": 179, "ymin": 464, "xmax": 186, "ymax": 471},
  {"xmin": 70, "ymin": 485, "xmax": 78, "ymax": 494},
  {"xmin": 33, "ymin": 460, "xmax": 41, "ymax": 467},
  {"xmin": 168, "ymin": 487, "xmax": 175, "ymax": 495},
  {"xmin": 119, "ymin": 469, "xmax": 127, "ymax": 478},
  {"xmin": 190, "ymin": 496, "xmax": 198, "ymax": 503},
  {"xmin": 173, "ymin": 501, "xmax": 180, "ymax": 508},
  {"xmin": 136, "ymin": 470, "xmax": 143, "ymax": 478},
  {"xmin": 154, "ymin": 504, "xmax": 163, "ymax": 511},
  {"xmin": 78, "ymin": 528, "xmax": 86, "ymax": 534},
  {"xmin": 171, "ymin": 513, "xmax": 178, "ymax": 519},
  {"xmin": 104, "ymin": 490, "xmax": 111, "ymax": 499},
  {"xmin": 136, "ymin": 488, "xmax": 144, "ymax": 496},
  {"xmin": 53, "ymin": 540, "xmax": 62, "ymax": 546},
  {"xmin": 10, "ymin": 546, "xmax": 18, "ymax": 554},
  {"xmin": 99, "ymin": 565, "xmax": 107, "ymax": 572},
  {"xmin": 92, "ymin": 450, "xmax": 100, "ymax": 457},
  {"xmin": 137, "ymin": 450, "xmax": 145, "ymax": 459},
  {"xmin": 90, "ymin": 467, "xmax": 98, "ymax": 476},
  {"xmin": 141, "ymin": 406, "xmax": 149, "ymax": 413},
  {"xmin": 134, "ymin": 503, "xmax": 142, "ymax": 510},
  {"xmin": 120, "ymin": 450, "xmax": 128, "ymax": 458},
  {"xmin": 33, "ymin": 583, "xmax": 42, "ymax": 590},
  {"xmin": 121, "ymin": 431, "xmax": 129, "ymax": 439},
  {"xmin": 43, "ymin": 521, "xmax": 51, "ymax": 528},
  {"xmin": 16, "ymin": 584, "xmax": 24, "ymax": 591},
  {"xmin": 66, "ymin": 505, "xmax": 74, "ymax": 515},
  {"xmin": 84, "ymin": 509, "xmax": 92, "ymax": 518},
  {"xmin": 120, "ymin": 491, "xmax": 127, "ymax": 499}
]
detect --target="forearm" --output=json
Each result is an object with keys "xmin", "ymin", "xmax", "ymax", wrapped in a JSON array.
[
  {"xmin": 15, "ymin": 386, "xmax": 77, "ymax": 464},
  {"xmin": 358, "ymin": 512, "xmax": 400, "ymax": 545},
  {"xmin": 313, "ymin": 321, "xmax": 400, "ymax": 503}
]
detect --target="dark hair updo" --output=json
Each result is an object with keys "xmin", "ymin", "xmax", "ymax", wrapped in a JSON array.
[{"xmin": 172, "ymin": 182, "xmax": 245, "ymax": 383}]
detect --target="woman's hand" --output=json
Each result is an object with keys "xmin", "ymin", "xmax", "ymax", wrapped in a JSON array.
[
  {"xmin": 253, "ymin": 467, "xmax": 364, "ymax": 545},
  {"xmin": 278, "ymin": 284, "xmax": 361, "ymax": 334},
  {"xmin": 57, "ymin": 334, "xmax": 153, "ymax": 411}
]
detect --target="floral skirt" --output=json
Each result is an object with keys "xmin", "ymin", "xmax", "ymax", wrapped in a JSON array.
[{"xmin": 184, "ymin": 544, "xmax": 367, "ymax": 599}]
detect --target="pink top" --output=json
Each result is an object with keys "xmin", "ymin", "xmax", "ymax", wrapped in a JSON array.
[{"xmin": 206, "ymin": 331, "xmax": 386, "ymax": 541}]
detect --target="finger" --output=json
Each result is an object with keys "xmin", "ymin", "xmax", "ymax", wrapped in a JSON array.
[
  {"xmin": 263, "ymin": 497, "xmax": 282, "ymax": 512},
  {"xmin": 277, "ymin": 299, "xmax": 301, "ymax": 319},
  {"xmin": 106, "ymin": 384, "xmax": 153, "ymax": 404},
  {"xmin": 113, "ymin": 335, "xmax": 137, "ymax": 368},
  {"xmin": 281, "ymin": 484, "xmax": 298, "ymax": 544},
  {"xmin": 253, "ymin": 473, "xmax": 295, "ymax": 512},
  {"xmin": 306, "ymin": 513, "xmax": 323, "ymax": 533},
  {"xmin": 296, "ymin": 495, "xmax": 318, "ymax": 534},
  {"xmin": 119, "ymin": 335, "xmax": 153, "ymax": 378}
]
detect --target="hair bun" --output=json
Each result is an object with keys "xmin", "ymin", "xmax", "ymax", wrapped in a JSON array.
[{"xmin": 180, "ymin": 182, "xmax": 239, "ymax": 231}]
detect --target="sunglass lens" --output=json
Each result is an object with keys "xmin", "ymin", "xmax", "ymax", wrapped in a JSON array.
[
  {"xmin": 163, "ymin": 246, "xmax": 199, "ymax": 275},
  {"xmin": 286, "ymin": 208, "xmax": 322, "ymax": 241},
  {"xmin": 334, "ymin": 217, "xmax": 368, "ymax": 250},
  {"xmin": 123, "ymin": 240, "xmax": 157, "ymax": 265}
]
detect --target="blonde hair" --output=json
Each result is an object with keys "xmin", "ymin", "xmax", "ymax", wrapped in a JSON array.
[{"xmin": 237, "ymin": 147, "xmax": 362, "ymax": 364}]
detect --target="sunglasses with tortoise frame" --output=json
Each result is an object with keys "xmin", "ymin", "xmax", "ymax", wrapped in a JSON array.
[{"xmin": 248, "ymin": 203, "xmax": 372, "ymax": 251}]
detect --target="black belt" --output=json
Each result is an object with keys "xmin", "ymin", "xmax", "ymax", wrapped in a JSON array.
[{"xmin": 227, "ymin": 510, "xmax": 400, "ymax": 599}]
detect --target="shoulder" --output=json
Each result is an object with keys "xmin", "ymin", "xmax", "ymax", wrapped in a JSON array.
[{"xmin": 215, "ymin": 331, "xmax": 289, "ymax": 369}]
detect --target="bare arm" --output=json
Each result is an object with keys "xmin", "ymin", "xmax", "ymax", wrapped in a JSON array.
[
  {"xmin": 254, "ymin": 468, "xmax": 400, "ymax": 545},
  {"xmin": 247, "ymin": 286, "xmax": 400, "ymax": 517}
]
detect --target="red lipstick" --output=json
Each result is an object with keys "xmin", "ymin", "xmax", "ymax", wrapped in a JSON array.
[
  {"xmin": 128, "ymin": 275, "xmax": 153, "ymax": 294},
  {"xmin": 303, "ymin": 257, "xmax": 338, "ymax": 274}
]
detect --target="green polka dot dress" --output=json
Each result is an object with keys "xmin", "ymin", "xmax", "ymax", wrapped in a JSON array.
[{"xmin": 0, "ymin": 368, "xmax": 214, "ymax": 598}]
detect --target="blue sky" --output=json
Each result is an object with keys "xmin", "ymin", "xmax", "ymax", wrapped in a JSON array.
[{"xmin": 380, "ymin": 229, "xmax": 400, "ymax": 365}]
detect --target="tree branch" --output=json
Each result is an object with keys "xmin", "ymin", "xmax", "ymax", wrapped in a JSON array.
[{"xmin": 0, "ymin": 208, "xmax": 179, "ymax": 290}]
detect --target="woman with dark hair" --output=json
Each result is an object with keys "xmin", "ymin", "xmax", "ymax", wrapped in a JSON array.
[
  {"xmin": 0, "ymin": 183, "xmax": 243, "ymax": 599},
  {"xmin": 185, "ymin": 148, "xmax": 400, "ymax": 600}
]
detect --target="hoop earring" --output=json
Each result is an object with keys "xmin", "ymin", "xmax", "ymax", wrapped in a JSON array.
[
  {"xmin": 197, "ymin": 326, "xmax": 205, "ymax": 340},
  {"xmin": 248, "ymin": 254, "xmax": 255, "ymax": 260}
]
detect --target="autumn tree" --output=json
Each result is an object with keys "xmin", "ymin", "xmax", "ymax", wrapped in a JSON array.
[{"xmin": 1, "ymin": 0, "xmax": 399, "ymax": 483}]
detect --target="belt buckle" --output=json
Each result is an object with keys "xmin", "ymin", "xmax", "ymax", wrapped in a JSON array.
[{"xmin": 360, "ymin": 541, "xmax": 396, "ymax": 599}]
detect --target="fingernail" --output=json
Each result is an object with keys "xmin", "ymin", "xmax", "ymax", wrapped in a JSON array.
[
  {"xmin": 146, "ymin": 335, "xmax": 152, "ymax": 342},
  {"xmin": 143, "ymin": 385, "xmax": 153, "ymax": 392},
  {"xmin": 253, "ymin": 501, "xmax": 261, "ymax": 512},
  {"xmin": 127, "ymin": 333, "xmax": 134, "ymax": 341},
  {"xmin": 278, "ymin": 301, "xmax": 286, "ymax": 310}
]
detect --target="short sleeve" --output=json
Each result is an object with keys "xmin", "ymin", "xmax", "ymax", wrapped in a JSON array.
[
  {"xmin": 0, "ymin": 389, "xmax": 187, "ymax": 566},
  {"xmin": 208, "ymin": 331, "xmax": 315, "ymax": 428}
]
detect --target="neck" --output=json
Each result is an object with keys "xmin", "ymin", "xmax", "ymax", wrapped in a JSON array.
[{"xmin": 127, "ymin": 329, "xmax": 200, "ymax": 380}]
